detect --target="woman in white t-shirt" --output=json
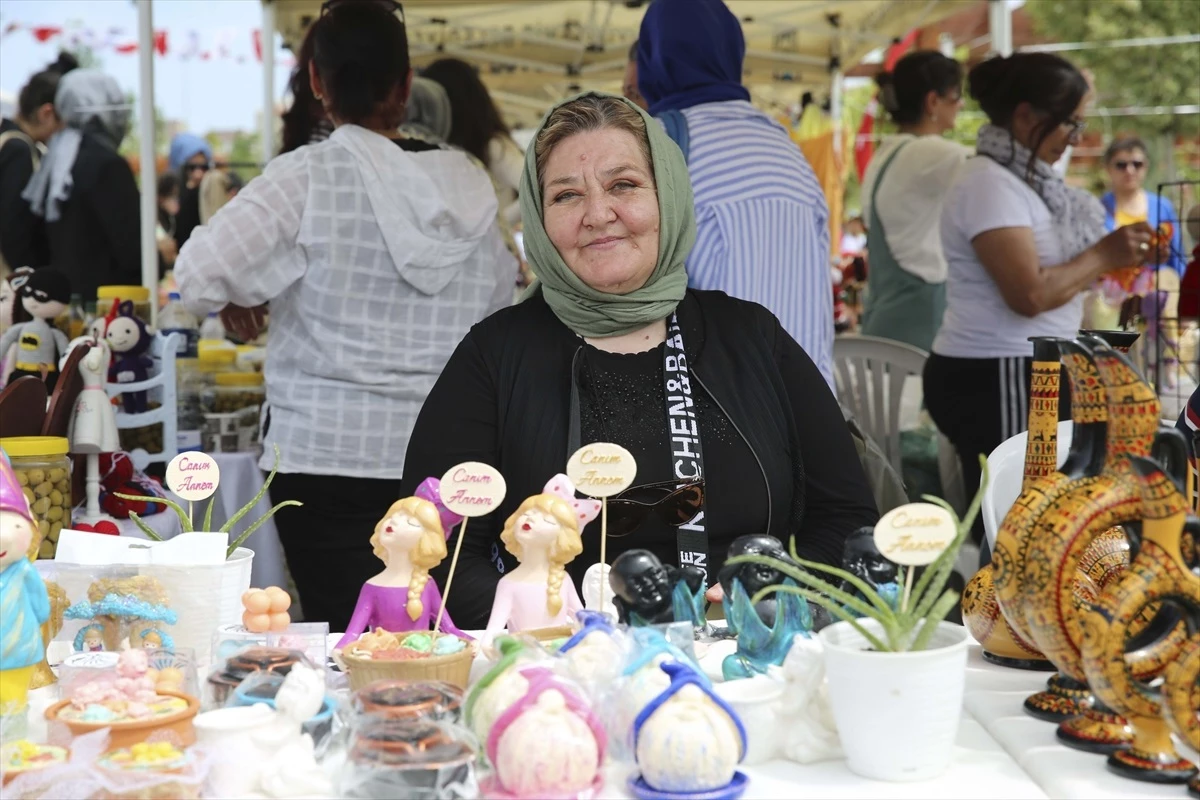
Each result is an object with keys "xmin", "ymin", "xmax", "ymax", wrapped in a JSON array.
[
  {"xmin": 923, "ymin": 53, "xmax": 1153, "ymax": 522},
  {"xmin": 860, "ymin": 51, "xmax": 969, "ymax": 351}
]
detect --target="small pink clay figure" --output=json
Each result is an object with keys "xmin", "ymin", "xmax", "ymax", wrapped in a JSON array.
[
  {"xmin": 483, "ymin": 475, "xmax": 597, "ymax": 644},
  {"xmin": 335, "ymin": 479, "xmax": 466, "ymax": 650},
  {"xmin": 242, "ymin": 587, "xmax": 292, "ymax": 633}
]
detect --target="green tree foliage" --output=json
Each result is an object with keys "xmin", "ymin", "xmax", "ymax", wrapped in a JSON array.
[{"xmin": 1025, "ymin": 0, "xmax": 1200, "ymax": 136}]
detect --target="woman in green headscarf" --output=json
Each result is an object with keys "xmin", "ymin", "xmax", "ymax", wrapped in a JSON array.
[{"xmin": 401, "ymin": 93, "xmax": 876, "ymax": 629}]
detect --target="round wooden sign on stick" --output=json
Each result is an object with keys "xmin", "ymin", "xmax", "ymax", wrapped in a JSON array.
[
  {"xmin": 438, "ymin": 462, "xmax": 507, "ymax": 517},
  {"xmin": 566, "ymin": 443, "xmax": 637, "ymax": 498},
  {"xmin": 165, "ymin": 452, "xmax": 220, "ymax": 502},
  {"xmin": 873, "ymin": 502, "xmax": 957, "ymax": 567}
]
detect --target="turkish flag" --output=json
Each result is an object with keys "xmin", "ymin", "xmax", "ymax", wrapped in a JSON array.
[
  {"xmin": 115, "ymin": 41, "xmax": 138, "ymax": 54},
  {"xmin": 155, "ymin": 30, "xmax": 168, "ymax": 56},
  {"xmin": 854, "ymin": 29, "xmax": 921, "ymax": 182},
  {"xmin": 31, "ymin": 25, "xmax": 62, "ymax": 42}
]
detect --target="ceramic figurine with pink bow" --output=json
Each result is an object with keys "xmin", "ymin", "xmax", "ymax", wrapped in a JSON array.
[
  {"xmin": 484, "ymin": 475, "xmax": 597, "ymax": 641},
  {"xmin": 484, "ymin": 666, "xmax": 607, "ymax": 799},
  {"xmin": 0, "ymin": 450, "xmax": 52, "ymax": 739},
  {"xmin": 335, "ymin": 478, "xmax": 467, "ymax": 650}
]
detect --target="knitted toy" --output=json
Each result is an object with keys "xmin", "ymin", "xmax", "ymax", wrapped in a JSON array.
[{"xmin": 106, "ymin": 301, "xmax": 153, "ymax": 413}]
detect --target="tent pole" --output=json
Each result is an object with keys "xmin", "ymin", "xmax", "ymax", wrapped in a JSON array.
[
  {"xmin": 136, "ymin": 0, "xmax": 157, "ymax": 326},
  {"xmin": 261, "ymin": 0, "xmax": 276, "ymax": 162},
  {"xmin": 988, "ymin": 0, "xmax": 1013, "ymax": 57}
]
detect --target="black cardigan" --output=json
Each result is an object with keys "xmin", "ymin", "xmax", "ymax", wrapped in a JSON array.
[
  {"xmin": 45, "ymin": 133, "xmax": 141, "ymax": 301},
  {"xmin": 400, "ymin": 289, "xmax": 879, "ymax": 628},
  {"xmin": 0, "ymin": 118, "xmax": 48, "ymax": 270}
]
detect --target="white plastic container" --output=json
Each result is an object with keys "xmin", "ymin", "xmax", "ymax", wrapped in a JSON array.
[{"xmin": 818, "ymin": 619, "xmax": 969, "ymax": 782}]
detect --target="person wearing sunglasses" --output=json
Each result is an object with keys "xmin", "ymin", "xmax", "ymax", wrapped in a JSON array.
[
  {"xmin": 401, "ymin": 93, "xmax": 879, "ymax": 630},
  {"xmin": 924, "ymin": 52, "xmax": 1155, "ymax": 543},
  {"xmin": 167, "ymin": 132, "xmax": 213, "ymax": 251},
  {"xmin": 175, "ymin": 1, "xmax": 516, "ymax": 631},
  {"xmin": 1100, "ymin": 136, "xmax": 1186, "ymax": 276}
]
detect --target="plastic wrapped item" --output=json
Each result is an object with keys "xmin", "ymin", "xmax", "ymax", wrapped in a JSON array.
[
  {"xmin": 555, "ymin": 611, "xmax": 625, "ymax": 696},
  {"xmin": 350, "ymin": 680, "xmax": 464, "ymax": 725},
  {"xmin": 1, "ymin": 730, "xmax": 210, "ymax": 800},
  {"xmin": 463, "ymin": 636, "xmax": 552, "ymax": 742},
  {"xmin": 482, "ymin": 666, "xmax": 606, "ymax": 799},
  {"xmin": 0, "ymin": 436, "xmax": 72, "ymax": 559},
  {"xmin": 206, "ymin": 645, "xmax": 313, "ymax": 708},
  {"xmin": 228, "ymin": 669, "xmax": 337, "ymax": 749},
  {"xmin": 340, "ymin": 717, "xmax": 479, "ymax": 800}
]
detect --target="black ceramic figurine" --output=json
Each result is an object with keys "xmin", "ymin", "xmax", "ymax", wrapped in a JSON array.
[
  {"xmin": 718, "ymin": 534, "xmax": 796, "ymax": 628},
  {"xmin": 838, "ymin": 526, "xmax": 901, "ymax": 610},
  {"xmin": 609, "ymin": 549, "xmax": 705, "ymax": 626}
]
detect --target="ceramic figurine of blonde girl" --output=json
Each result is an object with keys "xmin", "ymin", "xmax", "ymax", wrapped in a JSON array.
[
  {"xmin": 0, "ymin": 451, "xmax": 51, "ymax": 738},
  {"xmin": 336, "ymin": 479, "xmax": 466, "ymax": 650},
  {"xmin": 484, "ymin": 475, "xmax": 597, "ymax": 642}
]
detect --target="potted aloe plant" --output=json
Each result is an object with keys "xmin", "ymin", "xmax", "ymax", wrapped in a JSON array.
[
  {"xmin": 110, "ymin": 445, "xmax": 300, "ymax": 668},
  {"xmin": 726, "ymin": 457, "xmax": 987, "ymax": 782}
]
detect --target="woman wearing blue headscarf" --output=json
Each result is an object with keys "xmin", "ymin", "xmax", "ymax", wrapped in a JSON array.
[{"xmin": 168, "ymin": 132, "xmax": 213, "ymax": 250}]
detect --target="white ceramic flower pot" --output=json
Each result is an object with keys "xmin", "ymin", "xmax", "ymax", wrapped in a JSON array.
[
  {"xmin": 713, "ymin": 673, "xmax": 785, "ymax": 765},
  {"xmin": 151, "ymin": 544, "xmax": 254, "ymax": 671},
  {"xmin": 818, "ymin": 619, "xmax": 969, "ymax": 782}
]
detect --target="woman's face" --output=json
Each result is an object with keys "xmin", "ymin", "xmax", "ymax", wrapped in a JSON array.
[
  {"xmin": 184, "ymin": 153, "xmax": 210, "ymax": 189},
  {"xmin": 1106, "ymin": 148, "xmax": 1147, "ymax": 194},
  {"xmin": 379, "ymin": 510, "xmax": 424, "ymax": 556},
  {"xmin": 542, "ymin": 127, "xmax": 660, "ymax": 295},
  {"xmin": 1015, "ymin": 96, "xmax": 1087, "ymax": 165},
  {"xmin": 515, "ymin": 509, "xmax": 561, "ymax": 552},
  {"xmin": 927, "ymin": 87, "xmax": 963, "ymax": 134}
]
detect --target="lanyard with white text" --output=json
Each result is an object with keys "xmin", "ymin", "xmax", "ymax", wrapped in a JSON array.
[{"xmin": 662, "ymin": 312, "xmax": 708, "ymax": 582}]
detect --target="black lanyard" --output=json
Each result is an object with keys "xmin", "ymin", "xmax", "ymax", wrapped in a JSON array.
[{"xmin": 662, "ymin": 313, "xmax": 708, "ymax": 582}]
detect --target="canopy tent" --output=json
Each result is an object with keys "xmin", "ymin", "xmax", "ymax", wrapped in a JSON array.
[{"xmin": 269, "ymin": 0, "xmax": 972, "ymax": 127}]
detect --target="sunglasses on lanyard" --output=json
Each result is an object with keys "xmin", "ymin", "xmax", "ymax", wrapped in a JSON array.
[
  {"xmin": 605, "ymin": 479, "xmax": 705, "ymax": 538},
  {"xmin": 320, "ymin": 0, "xmax": 405, "ymax": 21}
]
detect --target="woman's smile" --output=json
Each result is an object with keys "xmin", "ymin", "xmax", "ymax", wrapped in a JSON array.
[{"xmin": 585, "ymin": 236, "xmax": 624, "ymax": 250}]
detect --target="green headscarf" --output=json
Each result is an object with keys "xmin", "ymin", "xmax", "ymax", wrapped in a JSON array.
[{"xmin": 517, "ymin": 92, "xmax": 696, "ymax": 338}]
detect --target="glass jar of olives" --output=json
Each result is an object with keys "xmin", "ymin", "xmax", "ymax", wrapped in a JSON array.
[{"xmin": 0, "ymin": 436, "xmax": 72, "ymax": 559}]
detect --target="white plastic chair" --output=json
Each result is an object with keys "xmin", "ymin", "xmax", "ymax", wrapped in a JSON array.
[
  {"xmin": 833, "ymin": 334, "xmax": 929, "ymax": 476},
  {"xmin": 106, "ymin": 332, "xmax": 182, "ymax": 471},
  {"xmin": 981, "ymin": 420, "xmax": 1075, "ymax": 551}
]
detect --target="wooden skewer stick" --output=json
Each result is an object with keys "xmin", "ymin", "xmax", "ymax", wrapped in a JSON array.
[
  {"xmin": 433, "ymin": 518, "xmax": 469, "ymax": 636},
  {"xmin": 598, "ymin": 497, "xmax": 608, "ymax": 611},
  {"xmin": 900, "ymin": 565, "xmax": 916, "ymax": 612}
]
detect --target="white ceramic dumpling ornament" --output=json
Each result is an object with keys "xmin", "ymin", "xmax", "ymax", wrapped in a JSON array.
[
  {"xmin": 610, "ymin": 628, "xmax": 705, "ymax": 759},
  {"xmin": 557, "ymin": 610, "xmax": 623, "ymax": 689},
  {"xmin": 778, "ymin": 634, "xmax": 842, "ymax": 764},
  {"xmin": 486, "ymin": 667, "xmax": 606, "ymax": 799},
  {"xmin": 464, "ymin": 636, "xmax": 542, "ymax": 743},
  {"xmin": 632, "ymin": 663, "xmax": 746, "ymax": 797}
]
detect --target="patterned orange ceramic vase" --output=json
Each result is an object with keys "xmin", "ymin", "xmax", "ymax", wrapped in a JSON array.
[
  {"xmin": 1021, "ymin": 338, "xmax": 1190, "ymax": 753},
  {"xmin": 989, "ymin": 337, "xmax": 1110, "ymax": 719},
  {"xmin": 1079, "ymin": 329, "xmax": 1140, "ymax": 354},
  {"xmin": 1081, "ymin": 456, "xmax": 1199, "ymax": 784},
  {"xmin": 963, "ymin": 337, "xmax": 1060, "ymax": 670}
]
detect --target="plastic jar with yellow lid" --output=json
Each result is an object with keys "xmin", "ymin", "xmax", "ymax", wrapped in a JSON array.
[
  {"xmin": 96, "ymin": 285, "xmax": 152, "ymax": 323},
  {"xmin": 210, "ymin": 372, "xmax": 265, "ymax": 414},
  {"xmin": 0, "ymin": 436, "xmax": 71, "ymax": 559}
]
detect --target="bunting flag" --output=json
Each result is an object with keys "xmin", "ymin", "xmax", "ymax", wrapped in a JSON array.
[
  {"xmin": 4, "ymin": 20, "xmax": 277, "ymax": 65},
  {"xmin": 854, "ymin": 28, "xmax": 921, "ymax": 183}
]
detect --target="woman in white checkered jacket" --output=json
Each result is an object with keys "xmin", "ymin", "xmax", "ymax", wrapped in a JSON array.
[{"xmin": 175, "ymin": 0, "xmax": 518, "ymax": 630}]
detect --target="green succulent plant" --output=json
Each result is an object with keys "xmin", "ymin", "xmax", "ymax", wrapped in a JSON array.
[
  {"xmin": 726, "ymin": 456, "xmax": 987, "ymax": 653},
  {"xmin": 115, "ymin": 444, "xmax": 300, "ymax": 558}
]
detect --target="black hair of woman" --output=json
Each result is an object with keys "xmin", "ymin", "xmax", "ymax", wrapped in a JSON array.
[
  {"xmin": 280, "ymin": 25, "xmax": 324, "ymax": 155},
  {"xmin": 17, "ymin": 51, "xmax": 79, "ymax": 120},
  {"xmin": 967, "ymin": 52, "xmax": 1088, "ymax": 181},
  {"xmin": 156, "ymin": 172, "xmax": 179, "ymax": 200},
  {"xmin": 876, "ymin": 50, "xmax": 962, "ymax": 126},
  {"xmin": 421, "ymin": 57, "xmax": 510, "ymax": 166},
  {"xmin": 1104, "ymin": 135, "xmax": 1147, "ymax": 165},
  {"xmin": 309, "ymin": 0, "xmax": 411, "ymax": 131}
]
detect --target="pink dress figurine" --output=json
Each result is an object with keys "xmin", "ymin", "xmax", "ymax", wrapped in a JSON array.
[
  {"xmin": 335, "ymin": 479, "xmax": 466, "ymax": 650},
  {"xmin": 484, "ymin": 475, "xmax": 598, "ymax": 643}
]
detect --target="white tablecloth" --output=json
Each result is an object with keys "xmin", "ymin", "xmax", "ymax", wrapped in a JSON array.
[
  {"xmin": 117, "ymin": 451, "xmax": 287, "ymax": 589},
  {"xmin": 24, "ymin": 639, "xmax": 1196, "ymax": 799}
]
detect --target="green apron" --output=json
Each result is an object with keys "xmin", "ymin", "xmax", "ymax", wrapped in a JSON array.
[{"xmin": 860, "ymin": 142, "xmax": 946, "ymax": 353}]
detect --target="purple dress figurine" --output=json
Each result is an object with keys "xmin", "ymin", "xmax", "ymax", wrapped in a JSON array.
[
  {"xmin": 0, "ymin": 450, "xmax": 51, "ymax": 739},
  {"xmin": 335, "ymin": 479, "xmax": 467, "ymax": 650}
]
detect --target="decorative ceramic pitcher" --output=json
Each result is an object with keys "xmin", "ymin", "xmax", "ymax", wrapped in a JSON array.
[
  {"xmin": 964, "ymin": 337, "xmax": 1060, "ymax": 671},
  {"xmin": 1020, "ymin": 339, "xmax": 1190, "ymax": 752},
  {"xmin": 1081, "ymin": 456, "xmax": 1198, "ymax": 784}
]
